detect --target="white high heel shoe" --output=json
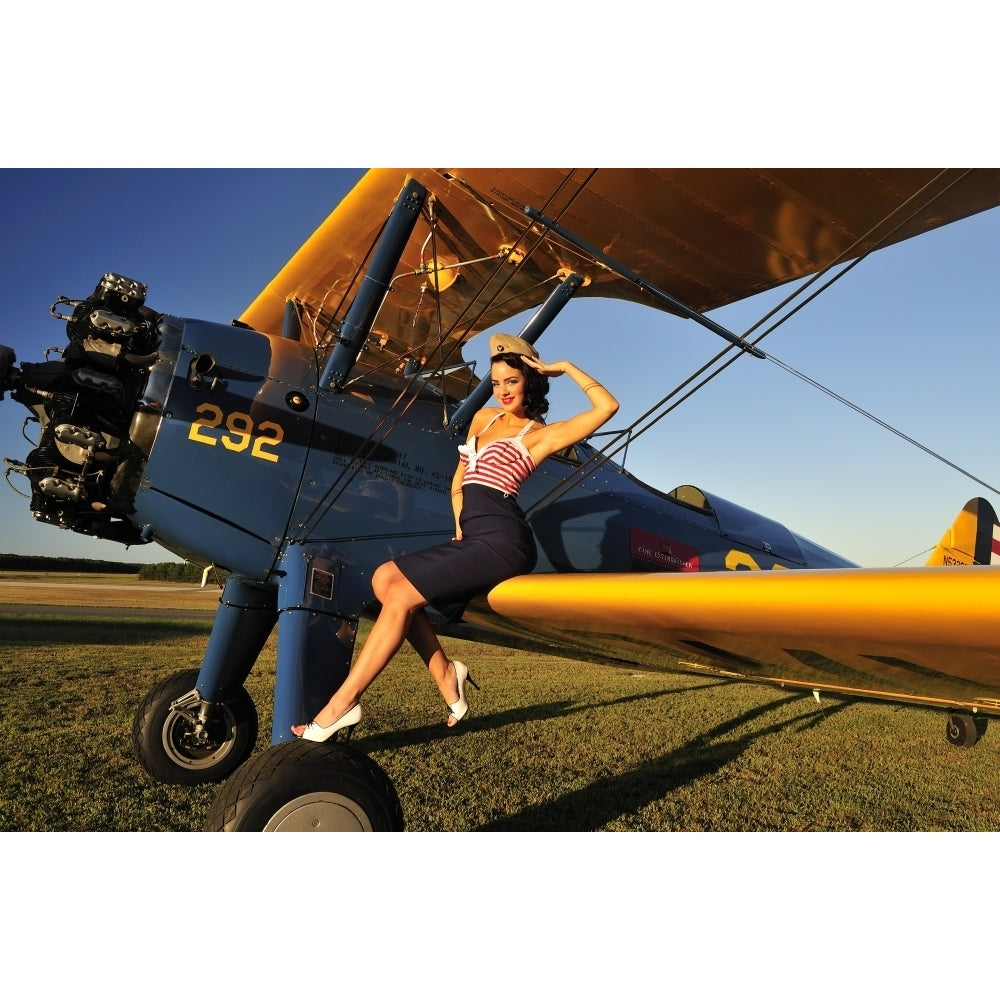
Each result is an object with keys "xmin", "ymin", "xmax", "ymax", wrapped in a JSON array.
[
  {"xmin": 447, "ymin": 661, "xmax": 480, "ymax": 727},
  {"xmin": 296, "ymin": 704, "xmax": 363, "ymax": 743}
]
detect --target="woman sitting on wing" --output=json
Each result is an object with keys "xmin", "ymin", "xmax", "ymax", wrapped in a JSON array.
[{"xmin": 292, "ymin": 333, "xmax": 619, "ymax": 740}]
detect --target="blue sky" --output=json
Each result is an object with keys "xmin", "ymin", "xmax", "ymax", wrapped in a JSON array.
[{"xmin": 1, "ymin": 169, "xmax": 997, "ymax": 568}]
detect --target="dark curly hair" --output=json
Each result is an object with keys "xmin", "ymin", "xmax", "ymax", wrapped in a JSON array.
[{"xmin": 491, "ymin": 352, "xmax": 549, "ymax": 422}]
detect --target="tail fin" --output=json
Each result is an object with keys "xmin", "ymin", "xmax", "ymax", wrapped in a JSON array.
[{"xmin": 925, "ymin": 498, "xmax": 1000, "ymax": 566}]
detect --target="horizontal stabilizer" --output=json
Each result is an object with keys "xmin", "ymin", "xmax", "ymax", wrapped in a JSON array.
[{"xmin": 925, "ymin": 498, "xmax": 1000, "ymax": 566}]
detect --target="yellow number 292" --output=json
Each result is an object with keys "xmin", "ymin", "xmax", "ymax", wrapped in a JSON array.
[{"xmin": 187, "ymin": 403, "xmax": 283, "ymax": 463}]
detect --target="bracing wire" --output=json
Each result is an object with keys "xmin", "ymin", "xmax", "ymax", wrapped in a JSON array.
[
  {"xmin": 525, "ymin": 168, "xmax": 1000, "ymax": 519},
  {"xmin": 763, "ymin": 353, "xmax": 1000, "ymax": 496}
]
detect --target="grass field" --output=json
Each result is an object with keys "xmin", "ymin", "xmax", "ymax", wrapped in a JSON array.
[{"xmin": 2, "ymin": 574, "xmax": 999, "ymax": 832}]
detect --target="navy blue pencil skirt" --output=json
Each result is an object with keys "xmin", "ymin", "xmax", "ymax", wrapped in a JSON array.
[{"xmin": 394, "ymin": 484, "xmax": 537, "ymax": 622}]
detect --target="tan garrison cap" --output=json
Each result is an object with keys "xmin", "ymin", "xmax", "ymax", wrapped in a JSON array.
[{"xmin": 489, "ymin": 333, "xmax": 539, "ymax": 359}]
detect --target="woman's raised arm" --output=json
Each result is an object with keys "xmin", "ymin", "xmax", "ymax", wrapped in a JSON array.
[{"xmin": 521, "ymin": 357, "xmax": 619, "ymax": 464}]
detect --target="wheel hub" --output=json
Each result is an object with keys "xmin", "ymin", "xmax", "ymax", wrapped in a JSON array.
[
  {"xmin": 263, "ymin": 792, "xmax": 375, "ymax": 832},
  {"xmin": 163, "ymin": 705, "xmax": 234, "ymax": 768}
]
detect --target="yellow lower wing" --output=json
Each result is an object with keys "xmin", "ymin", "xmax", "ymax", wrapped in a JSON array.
[{"xmin": 485, "ymin": 566, "xmax": 1000, "ymax": 713}]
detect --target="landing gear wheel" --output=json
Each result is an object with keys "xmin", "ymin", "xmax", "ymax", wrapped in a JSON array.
[
  {"xmin": 945, "ymin": 712, "xmax": 985, "ymax": 748},
  {"xmin": 132, "ymin": 668, "xmax": 258, "ymax": 785},
  {"xmin": 203, "ymin": 740, "xmax": 404, "ymax": 832}
]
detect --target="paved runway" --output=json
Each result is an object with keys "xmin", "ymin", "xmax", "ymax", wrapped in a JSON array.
[{"xmin": 0, "ymin": 580, "xmax": 219, "ymax": 620}]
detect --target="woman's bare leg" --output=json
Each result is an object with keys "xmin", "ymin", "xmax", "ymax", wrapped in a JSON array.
[
  {"xmin": 291, "ymin": 561, "xmax": 427, "ymax": 735},
  {"xmin": 406, "ymin": 609, "xmax": 460, "ymax": 707}
]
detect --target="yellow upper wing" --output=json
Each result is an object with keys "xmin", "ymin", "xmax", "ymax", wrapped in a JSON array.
[
  {"xmin": 240, "ymin": 169, "xmax": 1000, "ymax": 381},
  {"xmin": 483, "ymin": 566, "xmax": 1000, "ymax": 714}
]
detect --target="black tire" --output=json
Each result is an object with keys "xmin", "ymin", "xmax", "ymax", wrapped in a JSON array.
[
  {"xmin": 945, "ymin": 711, "xmax": 982, "ymax": 748},
  {"xmin": 132, "ymin": 668, "xmax": 258, "ymax": 785},
  {"xmin": 203, "ymin": 740, "xmax": 405, "ymax": 832}
]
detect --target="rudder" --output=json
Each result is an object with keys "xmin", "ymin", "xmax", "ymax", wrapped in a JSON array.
[{"xmin": 925, "ymin": 497, "xmax": 1000, "ymax": 566}]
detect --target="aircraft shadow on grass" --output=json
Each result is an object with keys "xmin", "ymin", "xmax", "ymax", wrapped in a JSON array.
[
  {"xmin": 346, "ymin": 683, "xmax": 853, "ymax": 831},
  {"xmin": 476, "ymin": 693, "xmax": 851, "ymax": 831}
]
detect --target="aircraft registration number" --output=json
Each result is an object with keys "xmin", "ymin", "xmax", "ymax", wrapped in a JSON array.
[{"xmin": 187, "ymin": 403, "xmax": 283, "ymax": 463}]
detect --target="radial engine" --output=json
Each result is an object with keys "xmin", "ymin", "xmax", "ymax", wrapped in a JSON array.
[{"xmin": 1, "ymin": 273, "xmax": 161, "ymax": 546}]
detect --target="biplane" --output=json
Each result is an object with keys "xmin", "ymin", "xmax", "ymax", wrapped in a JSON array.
[{"xmin": 2, "ymin": 168, "xmax": 999, "ymax": 831}]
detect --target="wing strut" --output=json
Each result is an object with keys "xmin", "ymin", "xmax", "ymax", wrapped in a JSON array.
[
  {"xmin": 321, "ymin": 178, "xmax": 428, "ymax": 391},
  {"xmin": 524, "ymin": 206, "xmax": 766, "ymax": 359},
  {"xmin": 446, "ymin": 271, "xmax": 585, "ymax": 437}
]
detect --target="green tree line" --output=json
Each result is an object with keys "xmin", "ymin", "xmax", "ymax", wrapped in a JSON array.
[
  {"xmin": 138, "ymin": 562, "xmax": 225, "ymax": 583},
  {"xmin": 0, "ymin": 554, "xmax": 142, "ymax": 573},
  {"xmin": 1, "ymin": 554, "xmax": 225, "ymax": 584}
]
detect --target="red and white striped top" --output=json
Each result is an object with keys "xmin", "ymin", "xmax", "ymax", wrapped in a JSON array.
[{"xmin": 458, "ymin": 416, "xmax": 536, "ymax": 497}]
